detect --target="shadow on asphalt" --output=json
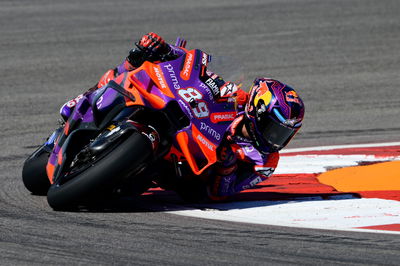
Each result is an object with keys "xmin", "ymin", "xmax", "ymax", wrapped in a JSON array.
[{"xmin": 60, "ymin": 189, "xmax": 360, "ymax": 213}]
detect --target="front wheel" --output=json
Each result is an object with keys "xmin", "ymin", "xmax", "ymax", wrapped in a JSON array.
[
  {"xmin": 47, "ymin": 131, "xmax": 153, "ymax": 210},
  {"xmin": 22, "ymin": 147, "xmax": 51, "ymax": 195}
]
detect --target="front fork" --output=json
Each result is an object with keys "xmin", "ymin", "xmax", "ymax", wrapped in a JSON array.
[
  {"xmin": 25, "ymin": 126, "xmax": 63, "ymax": 166},
  {"xmin": 44, "ymin": 127, "xmax": 63, "ymax": 152}
]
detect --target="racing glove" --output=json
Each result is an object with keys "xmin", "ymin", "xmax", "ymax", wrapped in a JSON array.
[
  {"xmin": 126, "ymin": 32, "xmax": 171, "ymax": 69},
  {"xmin": 136, "ymin": 32, "xmax": 170, "ymax": 57}
]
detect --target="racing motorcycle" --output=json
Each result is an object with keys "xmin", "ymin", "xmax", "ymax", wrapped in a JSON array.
[{"xmin": 22, "ymin": 38, "xmax": 240, "ymax": 210}]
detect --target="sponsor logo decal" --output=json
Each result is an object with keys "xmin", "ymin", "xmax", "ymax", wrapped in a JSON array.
[
  {"xmin": 210, "ymin": 112, "xmax": 236, "ymax": 123},
  {"xmin": 178, "ymin": 99, "xmax": 193, "ymax": 119},
  {"xmin": 199, "ymin": 83, "xmax": 208, "ymax": 89},
  {"xmin": 205, "ymin": 78, "xmax": 220, "ymax": 98},
  {"xmin": 181, "ymin": 51, "xmax": 194, "ymax": 80},
  {"xmin": 163, "ymin": 63, "xmax": 181, "ymax": 90},
  {"xmin": 153, "ymin": 66, "xmax": 167, "ymax": 89},
  {"xmin": 200, "ymin": 122, "xmax": 221, "ymax": 140},
  {"xmin": 205, "ymin": 87, "xmax": 214, "ymax": 101},
  {"xmin": 220, "ymin": 82, "xmax": 237, "ymax": 97},
  {"xmin": 285, "ymin": 90, "xmax": 301, "ymax": 104},
  {"xmin": 254, "ymin": 81, "xmax": 272, "ymax": 107},
  {"xmin": 196, "ymin": 134, "xmax": 214, "ymax": 151},
  {"xmin": 201, "ymin": 53, "xmax": 208, "ymax": 65},
  {"xmin": 221, "ymin": 174, "xmax": 234, "ymax": 193},
  {"xmin": 198, "ymin": 83, "xmax": 214, "ymax": 101}
]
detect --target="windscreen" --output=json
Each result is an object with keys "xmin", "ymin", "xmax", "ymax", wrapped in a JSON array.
[{"xmin": 206, "ymin": 55, "xmax": 245, "ymax": 90}]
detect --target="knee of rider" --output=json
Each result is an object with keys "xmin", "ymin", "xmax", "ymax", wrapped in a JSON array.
[{"xmin": 209, "ymin": 173, "xmax": 236, "ymax": 198}]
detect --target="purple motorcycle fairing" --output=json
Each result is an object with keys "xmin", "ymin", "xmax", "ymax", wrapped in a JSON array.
[
  {"xmin": 131, "ymin": 49, "xmax": 237, "ymax": 149},
  {"xmin": 47, "ymin": 48, "xmax": 239, "ymax": 181}
]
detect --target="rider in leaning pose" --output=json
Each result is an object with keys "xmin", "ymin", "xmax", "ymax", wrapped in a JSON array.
[{"xmin": 61, "ymin": 33, "xmax": 305, "ymax": 201}]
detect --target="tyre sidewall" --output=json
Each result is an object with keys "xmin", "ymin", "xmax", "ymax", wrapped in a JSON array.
[{"xmin": 22, "ymin": 148, "xmax": 51, "ymax": 195}]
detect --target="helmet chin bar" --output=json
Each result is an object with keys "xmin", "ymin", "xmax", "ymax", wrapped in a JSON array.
[
  {"xmin": 244, "ymin": 116, "xmax": 294, "ymax": 154},
  {"xmin": 244, "ymin": 119, "xmax": 276, "ymax": 153}
]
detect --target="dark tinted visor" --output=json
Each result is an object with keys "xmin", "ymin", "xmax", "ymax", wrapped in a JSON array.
[{"xmin": 257, "ymin": 116, "xmax": 296, "ymax": 150}]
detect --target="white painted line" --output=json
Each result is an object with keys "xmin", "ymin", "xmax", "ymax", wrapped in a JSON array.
[
  {"xmin": 275, "ymin": 154, "xmax": 400, "ymax": 174},
  {"xmin": 167, "ymin": 198, "xmax": 400, "ymax": 234},
  {"xmin": 281, "ymin": 142, "xmax": 400, "ymax": 153}
]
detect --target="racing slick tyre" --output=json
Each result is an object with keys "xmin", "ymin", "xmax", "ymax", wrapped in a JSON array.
[
  {"xmin": 22, "ymin": 147, "xmax": 51, "ymax": 195},
  {"xmin": 47, "ymin": 131, "xmax": 153, "ymax": 210}
]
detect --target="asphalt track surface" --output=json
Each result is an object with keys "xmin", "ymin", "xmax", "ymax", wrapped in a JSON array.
[{"xmin": 1, "ymin": 0, "xmax": 400, "ymax": 264}]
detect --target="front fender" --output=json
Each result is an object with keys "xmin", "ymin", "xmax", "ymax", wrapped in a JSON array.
[
  {"xmin": 49, "ymin": 120, "xmax": 140, "ymax": 184},
  {"xmin": 47, "ymin": 128, "xmax": 98, "ymax": 184}
]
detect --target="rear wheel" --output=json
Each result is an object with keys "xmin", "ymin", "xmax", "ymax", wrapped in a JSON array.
[{"xmin": 47, "ymin": 131, "xmax": 153, "ymax": 210}]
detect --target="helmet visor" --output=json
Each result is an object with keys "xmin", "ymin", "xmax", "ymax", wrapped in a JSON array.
[{"xmin": 257, "ymin": 116, "xmax": 296, "ymax": 151}]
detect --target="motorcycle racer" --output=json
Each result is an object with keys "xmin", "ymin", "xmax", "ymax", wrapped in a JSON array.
[
  {"xmin": 61, "ymin": 33, "xmax": 305, "ymax": 201},
  {"xmin": 206, "ymin": 78, "xmax": 304, "ymax": 200},
  {"xmin": 167, "ymin": 77, "xmax": 304, "ymax": 202}
]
